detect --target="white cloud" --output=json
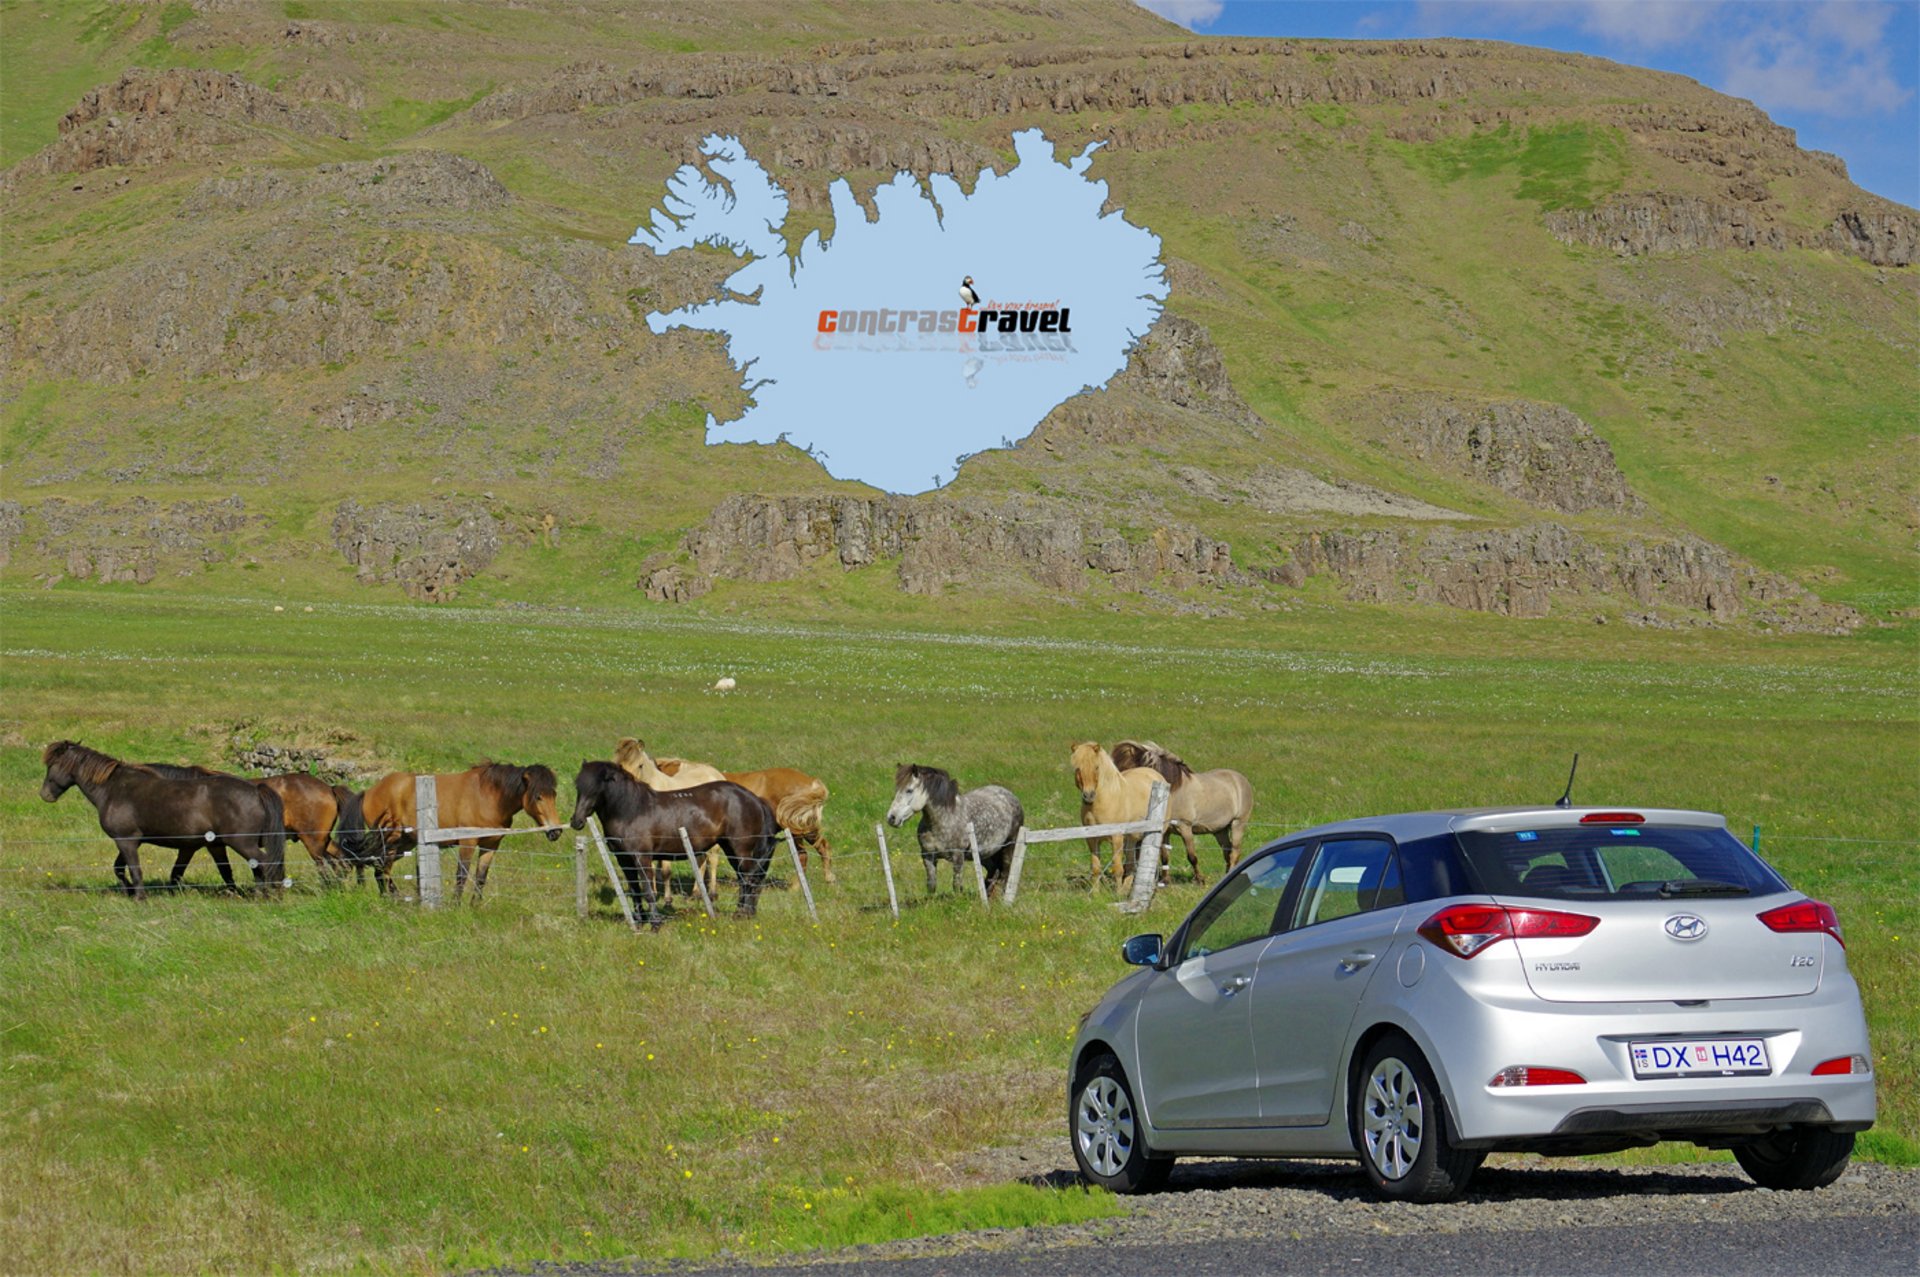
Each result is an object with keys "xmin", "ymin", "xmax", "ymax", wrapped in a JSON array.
[
  {"xmin": 1412, "ymin": 0, "xmax": 1723, "ymax": 49},
  {"xmin": 1134, "ymin": 0, "xmax": 1226, "ymax": 31},
  {"xmin": 1721, "ymin": 8, "xmax": 1912, "ymax": 116},
  {"xmin": 1412, "ymin": 0, "xmax": 1913, "ymax": 119}
]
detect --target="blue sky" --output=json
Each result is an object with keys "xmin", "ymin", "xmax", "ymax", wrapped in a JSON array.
[{"xmin": 1136, "ymin": 1, "xmax": 1918, "ymax": 207}]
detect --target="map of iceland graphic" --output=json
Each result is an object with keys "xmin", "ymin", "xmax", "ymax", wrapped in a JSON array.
[{"xmin": 632, "ymin": 129, "xmax": 1169, "ymax": 495}]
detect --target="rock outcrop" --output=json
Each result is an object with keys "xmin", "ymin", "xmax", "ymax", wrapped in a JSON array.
[
  {"xmin": 668, "ymin": 493, "xmax": 1241, "ymax": 600},
  {"xmin": 330, "ymin": 500, "xmax": 500, "ymax": 601},
  {"xmin": 1361, "ymin": 395, "xmax": 1638, "ymax": 513},
  {"xmin": 1549, "ymin": 194, "xmax": 1915, "ymax": 267},
  {"xmin": 657, "ymin": 493, "xmax": 1856, "ymax": 632},
  {"xmin": 1107, "ymin": 313, "xmax": 1259, "ymax": 425},
  {"xmin": 182, "ymin": 151, "xmax": 511, "ymax": 217},
  {"xmin": 5, "ymin": 496, "xmax": 253, "ymax": 583},
  {"xmin": 14, "ymin": 68, "xmax": 344, "ymax": 177}
]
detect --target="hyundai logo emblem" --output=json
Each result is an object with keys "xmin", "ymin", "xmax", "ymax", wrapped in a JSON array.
[{"xmin": 1665, "ymin": 914, "xmax": 1709, "ymax": 941}]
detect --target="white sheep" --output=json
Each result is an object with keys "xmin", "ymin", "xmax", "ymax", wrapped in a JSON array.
[{"xmin": 713, "ymin": 676, "xmax": 737, "ymax": 693}]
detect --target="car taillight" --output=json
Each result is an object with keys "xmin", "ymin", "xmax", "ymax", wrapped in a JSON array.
[
  {"xmin": 1811, "ymin": 1055, "xmax": 1870, "ymax": 1076},
  {"xmin": 1489, "ymin": 1066, "xmax": 1586, "ymax": 1087},
  {"xmin": 1757, "ymin": 898, "xmax": 1845, "ymax": 948},
  {"xmin": 1418, "ymin": 903, "xmax": 1600, "ymax": 958},
  {"xmin": 1579, "ymin": 811, "xmax": 1645, "ymax": 824}
]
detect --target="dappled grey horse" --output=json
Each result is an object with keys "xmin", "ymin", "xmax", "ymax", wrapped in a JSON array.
[{"xmin": 885, "ymin": 763, "xmax": 1025, "ymax": 897}]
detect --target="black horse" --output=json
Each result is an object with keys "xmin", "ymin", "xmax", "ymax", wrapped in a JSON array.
[
  {"xmin": 39, "ymin": 741, "xmax": 287, "ymax": 899},
  {"xmin": 569, "ymin": 761, "xmax": 777, "ymax": 928}
]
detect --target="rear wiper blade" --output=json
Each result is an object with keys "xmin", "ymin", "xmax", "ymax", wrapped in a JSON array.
[{"xmin": 1658, "ymin": 879, "xmax": 1750, "ymax": 898}]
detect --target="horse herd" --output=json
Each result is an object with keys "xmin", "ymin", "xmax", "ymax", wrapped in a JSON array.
[{"xmin": 36, "ymin": 737, "xmax": 1254, "ymax": 926}]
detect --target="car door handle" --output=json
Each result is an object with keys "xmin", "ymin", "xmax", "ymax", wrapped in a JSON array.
[
  {"xmin": 1219, "ymin": 975, "xmax": 1252, "ymax": 996},
  {"xmin": 1339, "ymin": 952, "xmax": 1378, "ymax": 973}
]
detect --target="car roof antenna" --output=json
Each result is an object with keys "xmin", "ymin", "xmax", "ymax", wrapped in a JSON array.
[{"xmin": 1554, "ymin": 753, "xmax": 1580, "ymax": 809}]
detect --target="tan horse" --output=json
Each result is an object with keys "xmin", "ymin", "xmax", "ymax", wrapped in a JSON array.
[
  {"xmin": 1069, "ymin": 741, "xmax": 1167, "ymax": 893},
  {"xmin": 1112, "ymin": 740, "xmax": 1254, "ymax": 883},
  {"xmin": 358, "ymin": 763, "xmax": 561, "ymax": 900},
  {"xmin": 660, "ymin": 759, "xmax": 833, "ymax": 884}
]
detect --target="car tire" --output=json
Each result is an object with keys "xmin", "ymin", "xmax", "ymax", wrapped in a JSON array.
[
  {"xmin": 1070, "ymin": 1053, "xmax": 1173, "ymax": 1194},
  {"xmin": 1352, "ymin": 1033, "xmax": 1481, "ymax": 1203},
  {"xmin": 1733, "ymin": 1126, "xmax": 1854, "ymax": 1191}
]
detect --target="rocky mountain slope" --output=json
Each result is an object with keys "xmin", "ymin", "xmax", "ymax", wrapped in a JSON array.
[{"xmin": 1, "ymin": 0, "xmax": 1912, "ymax": 631}]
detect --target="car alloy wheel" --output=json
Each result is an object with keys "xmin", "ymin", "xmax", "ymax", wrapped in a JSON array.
[
  {"xmin": 1362, "ymin": 1054, "xmax": 1424, "ymax": 1180},
  {"xmin": 1075, "ymin": 1073, "xmax": 1135, "ymax": 1179},
  {"xmin": 1069, "ymin": 1053, "xmax": 1173, "ymax": 1193},
  {"xmin": 1351, "ymin": 1033, "xmax": 1480, "ymax": 1202}
]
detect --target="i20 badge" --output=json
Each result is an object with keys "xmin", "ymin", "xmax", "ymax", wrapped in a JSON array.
[{"xmin": 1665, "ymin": 914, "xmax": 1709, "ymax": 941}]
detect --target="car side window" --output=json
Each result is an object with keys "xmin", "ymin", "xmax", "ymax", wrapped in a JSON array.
[
  {"xmin": 1181, "ymin": 844, "xmax": 1307, "ymax": 961},
  {"xmin": 1290, "ymin": 838, "xmax": 1401, "ymax": 930}
]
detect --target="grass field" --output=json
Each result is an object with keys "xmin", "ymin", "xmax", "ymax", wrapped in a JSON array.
[{"xmin": 0, "ymin": 587, "xmax": 1914, "ymax": 1272}]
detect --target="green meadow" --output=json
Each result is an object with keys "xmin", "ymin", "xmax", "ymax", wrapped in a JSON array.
[{"xmin": 0, "ymin": 587, "xmax": 1914, "ymax": 1272}]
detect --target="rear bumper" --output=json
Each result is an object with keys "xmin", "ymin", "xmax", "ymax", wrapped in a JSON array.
[
  {"xmin": 1407, "ymin": 961, "xmax": 1878, "ymax": 1145},
  {"xmin": 1550, "ymin": 1097, "xmax": 1868, "ymax": 1137}
]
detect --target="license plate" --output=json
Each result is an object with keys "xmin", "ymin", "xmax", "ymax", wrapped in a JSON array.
[{"xmin": 1630, "ymin": 1038, "xmax": 1771, "ymax": 1079}]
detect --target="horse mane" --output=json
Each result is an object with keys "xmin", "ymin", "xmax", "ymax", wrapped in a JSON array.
[
  {"xmin": 475, "ymin": 762, "xmax": 529, "ymax": 800},
  {"xmin": 42, "ymin": 740, "xmax": 122, "ymax": 785},
  {"xmin": 917, "ymin": 764, "xmax": 958, "ymax": 811},
  {"xmin": 1112, "ymin": 739, "xmax": 1192, "ymax": 786},
  {"xmin": 144, "ymin": 761, "xmax": 230, "ymax": 780},
  {"xmin": 520, "ymin": 764, "xmax": 558, "ymax": 802},
  {"xmin": 614, "ymin": 738, "xmax": 650, "ymax": 782}
]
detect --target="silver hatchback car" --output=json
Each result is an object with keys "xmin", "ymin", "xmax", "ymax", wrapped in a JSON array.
[{"xmin": 1068, "ymin": 807, "xmax": 1876, "ymax": 1202}]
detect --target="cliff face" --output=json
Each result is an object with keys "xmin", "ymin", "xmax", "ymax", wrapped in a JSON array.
[{"xmin": 1, "ymin": 0, "xmax": 1911, "ymax": 626}]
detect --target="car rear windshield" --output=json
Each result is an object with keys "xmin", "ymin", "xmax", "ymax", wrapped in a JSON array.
[{"xmin": 1452, "ymin": 824, "xmax": 1789, "ymax": 901}]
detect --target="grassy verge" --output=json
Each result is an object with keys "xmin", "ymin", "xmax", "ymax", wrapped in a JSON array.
[{"xmin": 0, "ymin": 588, "xmax": 1913, "ymax": 1270}]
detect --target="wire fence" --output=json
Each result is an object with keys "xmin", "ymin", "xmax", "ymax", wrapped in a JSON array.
[{"xmin": 3, "ymin": 817, "xmax": 1912, "ymax": 919}]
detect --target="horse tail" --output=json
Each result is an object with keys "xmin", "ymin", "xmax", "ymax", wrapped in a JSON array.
[
  {"xmin": 772, "ymin": 780, "xmax": 828, "ymax": 839},
  {"xmin": 330, "ymin": 786, "xmax": 377, "ymax": 865},
  {"xmin": 254, "ymin": 784, "xmax": 288, "ymax": 884}
]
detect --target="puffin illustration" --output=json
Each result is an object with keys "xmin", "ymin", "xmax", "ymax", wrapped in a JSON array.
[{"xmin": 958, "ymin": 275, "xmax": 981, "ymax": 307}]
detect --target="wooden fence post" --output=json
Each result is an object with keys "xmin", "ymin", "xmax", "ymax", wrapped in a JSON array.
[
  {"xmin": 1004, "ymin": 827, "xmax": 1029, "ymax": 905},
  {"xmin": 785, "ymin": 829, "xmax": 818, "ymax": 924},
  {"xmin": 679, "ymin": 826, "xmax": 717, "ymax": 920},
  {"xmin": 414, "ymin": 774, "xmax": 442, "ymax": 910},
  {"xmin": 1121, "ymin": 782, "xmax": 1169, "ymax": 916},
  {"xmin": 574, "ymin": 835, "xmax": 589, "ymax": 920},
  {"xmin": 588, "ymin": 816, "xmax": 637, "ymax": 930},
  {"xmin": 966, "ymin": 821, "xmax": 990, "ymax": 908},
  {"xmin": 875, "ymin": 822, "xmax": 899, "ymax": 920}
]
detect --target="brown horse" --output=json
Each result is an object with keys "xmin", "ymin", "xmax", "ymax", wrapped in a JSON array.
[
  {"xmin": 39, "ymin": 741, "xmax": 286, "ymax": 899},
  {"xmin": 357, "ymin": 763, "xmax": 561, "ymax": 900},
  {"xmin": 142, "ymin": 765, "xmax": 348, "ymax": 887},
  {"xmin": 1111, "ymin": 740, "xmax": 1254, "ymax": 882},
  {"xmin": 659, "ymin": 758, "xmax": 834, "ymax": 884},
  {"xmin": 258, "ymin": 773, "xmax": 350, "ymax": 879},
  {"xmin": 570, "ymin": 761, "xmax": 777, "ymax": 927}
]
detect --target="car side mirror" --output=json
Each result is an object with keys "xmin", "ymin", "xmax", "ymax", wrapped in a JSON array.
[{"xmin": 1121, "ymin": 933, "xmax": 1164, "ymax": 967}]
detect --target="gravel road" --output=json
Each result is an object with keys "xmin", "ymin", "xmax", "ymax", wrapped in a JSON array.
[{"xmin": 523, "ymin": 1145, "xmax": 1919, "ymax": 1277}]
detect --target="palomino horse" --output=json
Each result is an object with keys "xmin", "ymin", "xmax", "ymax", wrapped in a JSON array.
[
  {"xmin": 885, "ymin": 763, "xmax": 1024, "ymax": 897},
  {"xmin": 1111, "ymin": 740, "xmax": 1254, "ymax": 882},
  {"xmin": 143, "ymin": 764, "xmax": 349, "ymax": 887},
  {"xmin": 569, "ymin": 762, "xmax": 777, "ymax": 927},
  {"xmin": 660, "ymin": 758, "xmax": 834, "ymax": 884},
  {"xmin": 357, "ymin": 763, "xmax": 561, "ymax": 900},
  {"xmin": 1069, "ymin": 741, "xmax": 1168, "ymax": 893},
  {"xmin": 39, "ymin": 741, "xmax": 287, "ymax": 899}
]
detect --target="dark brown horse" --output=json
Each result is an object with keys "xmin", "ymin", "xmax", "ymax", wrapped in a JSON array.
[
  {"xmin": 145, "ymin": 765, "xmax": 350, "ymax": 888},
  {"xmin": 569, "ymin": 761, "xmax": 776, "ymax": 929},
  {"xmin": 39, "ymin": 741, "xmax": 287, "ymax": 899},
  {"xmin": 356, "ymin": 763, "xmax": 562, "ymax": 899}
]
